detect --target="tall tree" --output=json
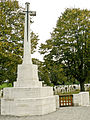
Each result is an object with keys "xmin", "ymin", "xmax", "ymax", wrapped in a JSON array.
[
  {"xmin": 40, "ymin": 8, "xmax": 90, "ymax": 91},
  {"xmin": 0, "ymin": 0, "xmax": 39, "ymax": 85}
]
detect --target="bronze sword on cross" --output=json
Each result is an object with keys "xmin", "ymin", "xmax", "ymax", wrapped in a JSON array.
[{"xmin": 23, "ymin": 2, "xmax": 36, "ymax": 42}]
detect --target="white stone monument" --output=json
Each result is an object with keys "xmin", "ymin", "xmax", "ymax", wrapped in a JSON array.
[
  {"xmin": 1, "ymin": 2, "xmax": 58, "ymax": 116},
  {"xmin": 73, "ymin": 92, "xmax": 89, "ymax": 106}
]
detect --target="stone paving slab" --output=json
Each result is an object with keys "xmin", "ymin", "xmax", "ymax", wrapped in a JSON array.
[{"xmin": 0, "ymin": 106, "xmax": 90, "ymax": 120}]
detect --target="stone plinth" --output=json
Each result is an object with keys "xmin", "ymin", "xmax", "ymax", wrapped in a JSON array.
[
  {"xmin": 1, "ymin": 64, "xmax": 57, "ymax": 116},
  {"xmin": 2, "ymin": 97, "xmax": 55, "ymax": 116},
  {"xmin": 17, "ymin": 64, "xmax": 39, "ymax": 81},
  {"xmin": 13, "ymin": 64, "xmax": 42, "ymax": 88},
  {"xmin": 1, "ymin": 87, "xmax": 56, "ymax": 116},
  {"xmin": 2, "ymin": 87, "xmax": 53, "ymax": 99}
]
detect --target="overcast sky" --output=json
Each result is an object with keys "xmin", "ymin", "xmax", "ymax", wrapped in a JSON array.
[{"xmin": 18, "ymin": 0, "xmax": 90, "ymax": 60}]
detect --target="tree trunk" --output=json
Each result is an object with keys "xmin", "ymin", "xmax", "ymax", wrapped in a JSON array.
[{"xmin": 80, "ymin": 81, "xmax": 85, "ymax": 92}]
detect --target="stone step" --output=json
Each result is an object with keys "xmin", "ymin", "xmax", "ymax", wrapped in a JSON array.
[
  {"xmin": 3, "ymin": 87, "xmax": 53, "ymax": 99},
  {"xmin": 1, "ymin": 96, "xmax": 56, "ymax": 116},
  {"xmin": 14, "ymin": 81, "xmax": 42, "ymax": 87}
]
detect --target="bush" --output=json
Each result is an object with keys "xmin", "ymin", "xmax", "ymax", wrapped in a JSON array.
[{"xmin": 0, "ymin": 83, "xmax": 12, "ymax": 90}]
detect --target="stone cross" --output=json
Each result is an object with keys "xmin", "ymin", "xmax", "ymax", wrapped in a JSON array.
[{"xmin": 23, "ymin": 2, "xmax": 36, "ymax": 64}]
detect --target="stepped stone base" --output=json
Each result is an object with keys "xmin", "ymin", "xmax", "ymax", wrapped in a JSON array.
[
  {"xmin": 2, "ymin": 87, "xmax": 53, "ymax": 99},
  {"xmin": 1, "ymin": 96, "xmax": 56, "ymax": 116},
  {"xmin": 1, "ymin": 87, "xmax": 57, "ymax": 116},
  {"xmin": 1, "ymin": 63, "xmax": 58, "ymax": 116}
]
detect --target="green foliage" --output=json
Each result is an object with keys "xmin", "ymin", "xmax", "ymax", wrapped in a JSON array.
[
  {"xmin": 0, "ymin": 0, "xmax": 23, "ymax": 85},
  {"xmin": 39, "ymin": 8, "xmax": 90, "ymax": 91},
  {"xmin": 32, "ymin": 58, "xmax": 52, "ymax": 86},
  {"xmin": 0, "ymin": 83, "xmax": 12, "ymax": 90},
  {"xmin": 33, "ymin": 58, "xmax": 67, "ymax": 86},
  {"xmin": 0, "ymin": 0, "xmax": 39, "ymax": 85},
  {"xmin": 31, "ymin": 32, "xmax": 39, "ymax": 54}
]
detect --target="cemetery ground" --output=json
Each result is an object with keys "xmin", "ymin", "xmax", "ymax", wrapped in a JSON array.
[{"xmin": 0, "ymin": 91, "xmax": 90, "ymax": 120}]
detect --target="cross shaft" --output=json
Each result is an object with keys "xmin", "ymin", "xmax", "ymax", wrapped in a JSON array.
[
  {"xmin": 24, "ymin": 3, "xmax": 36, "ymax": 42},
  {"xmin": 23, "ymin": 2, "xmax": 36, "ymax": 64}
]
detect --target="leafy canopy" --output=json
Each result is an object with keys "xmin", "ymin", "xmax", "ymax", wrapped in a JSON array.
[
  {"xmin": 39, "ymin": 8, "xmax": 90, "ymax": 90},
  {"xmin": 0, "ymin": 0, "xmax": 39, "ymax": 84}
]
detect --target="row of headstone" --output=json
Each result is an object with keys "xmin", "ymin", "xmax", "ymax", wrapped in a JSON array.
[{"xmin": 54, "ymin": 84, "xmax": 90, "ymax": 94}]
